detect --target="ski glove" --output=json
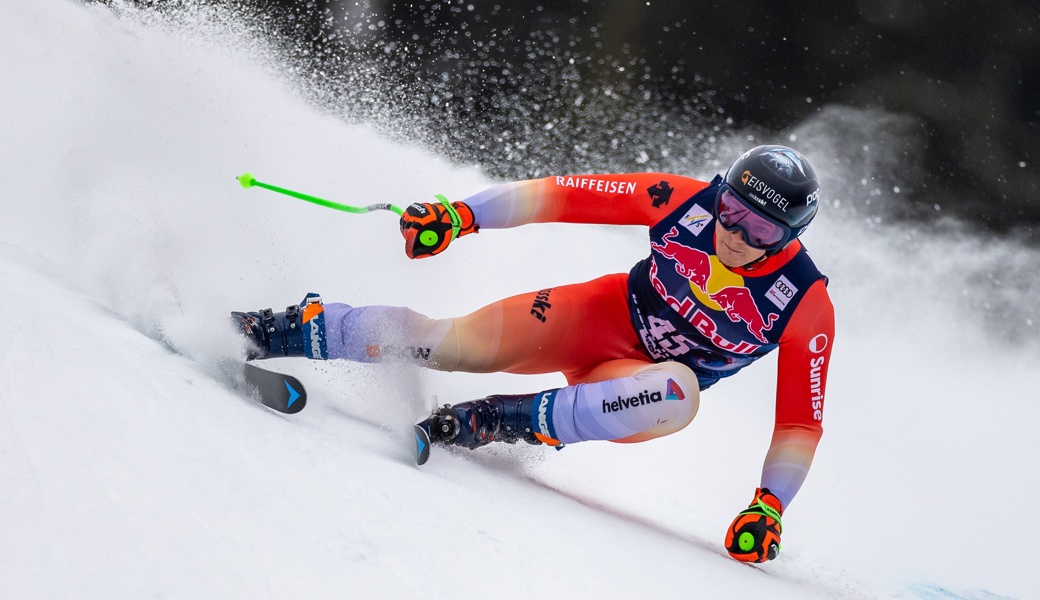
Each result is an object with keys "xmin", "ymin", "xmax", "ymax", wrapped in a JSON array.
[
  {"xmin": 725, "ymin": 488, "xmax": 783, "ymax": 563},
  {"xmin": 400, "ymin": 198, "xmax": 478, "ymax": 259}
]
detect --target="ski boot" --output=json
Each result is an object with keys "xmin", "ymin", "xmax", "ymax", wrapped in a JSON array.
[
  {"xmin": 231, "ymin": 293, "xmax": 327, "ymax": 361},
  {"xmin": 414, "ymin": 393, "xmax": 565, "ymax": 464}
]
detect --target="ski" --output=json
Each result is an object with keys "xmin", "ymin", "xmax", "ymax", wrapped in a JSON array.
[
  {"xmin": 241, "ymin": 361, "xmax": 307, "ymax": 414},
  {"xmin": 413, "ymin": 422, "xmax": 432, "ymax": 465}
]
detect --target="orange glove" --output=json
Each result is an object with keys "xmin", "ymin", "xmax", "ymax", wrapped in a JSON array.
[
  {"xmin": 400, "ymin": 197, "xmax": 478, "ymax": 259},
  {"xmin": 725, "ymin": 488, "xmax": 783, "ymax": 563}
]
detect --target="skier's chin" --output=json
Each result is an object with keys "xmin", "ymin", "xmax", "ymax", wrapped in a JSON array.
[{"xmin": 715, "ymin": 233, "xmax": 759, "ymax": 269}]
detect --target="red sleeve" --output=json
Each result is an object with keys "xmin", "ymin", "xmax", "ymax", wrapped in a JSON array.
[
  {"xmin": 761, "ymin": 279, "xmax": 833, "ymax": 507},
  {"xmin": 537, "ymin": 174, "xmax": 710, "ymax": 228},
  {"xmin": 462, "ymin": 174, "xmax": 711, "ymax": 230},
  {"xmin": 775, "ymin": 278, "xmax": 834, "ymax": 431}
]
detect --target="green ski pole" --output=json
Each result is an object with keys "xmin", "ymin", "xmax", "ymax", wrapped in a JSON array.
[{"xmin": 237, "ymin": 173, "xmax": 405, "ymax": 216}]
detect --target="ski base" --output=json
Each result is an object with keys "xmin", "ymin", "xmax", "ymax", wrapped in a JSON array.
[{"xmin": 242, "ymin": 361, "xmax": 307, "ymax": 414}]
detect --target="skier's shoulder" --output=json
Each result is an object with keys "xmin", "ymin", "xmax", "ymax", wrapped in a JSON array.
[
  {"xmin": 633, "ymin": 172, "xmax": 714, "ymax": 197},
  {"xmin": 762, "ymin": 239, "xmax": 827, "ymax": 281},
  {"xmin": 742, "ymin": 240, "xmax": 832, "ymax": 323}
]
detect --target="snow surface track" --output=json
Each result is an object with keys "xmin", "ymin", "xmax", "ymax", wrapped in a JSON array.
[{"xmin": 1, "ymin": 1, "xmax": 1036, "ymax": 598}]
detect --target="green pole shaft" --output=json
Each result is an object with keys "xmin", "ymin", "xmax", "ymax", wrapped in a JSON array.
[{"xmin": 237, "ymin": 173, "xmax": 404, "ymax": 216}]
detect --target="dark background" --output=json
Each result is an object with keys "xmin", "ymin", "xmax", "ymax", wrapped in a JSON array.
[{"xmin": 109, "ymin": 0, "xmax": 1040, "ymax": 239}]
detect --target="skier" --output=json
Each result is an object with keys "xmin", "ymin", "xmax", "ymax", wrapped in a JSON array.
[{"xmin": 233, "ymin": 145, "xmax": 834, "ymax": 563}]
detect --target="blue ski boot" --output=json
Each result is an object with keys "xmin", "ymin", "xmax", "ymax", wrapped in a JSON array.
[
  {"xmin": 420, "ymin": 393, "xmax": 562, "ymax": 450},
  {"xmin": 231, "ymin": 293, "xmax": 328, "ymax": 361}
]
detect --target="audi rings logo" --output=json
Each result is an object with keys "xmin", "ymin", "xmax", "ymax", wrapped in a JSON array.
[{"xmin": 809, "ymin": 333, "xmax": 828, "ymax": 354}]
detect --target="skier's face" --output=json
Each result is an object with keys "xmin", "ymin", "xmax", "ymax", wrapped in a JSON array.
[{"xmin": 715, "ymin": 226, "xmax": 767, "ymax": 268}]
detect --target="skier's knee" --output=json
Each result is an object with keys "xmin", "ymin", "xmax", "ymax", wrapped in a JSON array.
[
  {"xmin": 654, "ymin": 361, "xmax": 700, "ymax": 429},
  {"xmin": 615, "ymin": 361, "xmax": 700, "ymax": 442}
]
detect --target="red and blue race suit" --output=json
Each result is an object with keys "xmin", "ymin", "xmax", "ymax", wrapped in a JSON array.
[
  {"xmin": 316, "ymin": 172, "xmax": 835, "ymax": 510},
  {"xmin": 628, "ymin": 175, "xmax": 827, "ymax": 390}
]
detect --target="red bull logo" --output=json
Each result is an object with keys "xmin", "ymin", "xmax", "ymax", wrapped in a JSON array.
[
  {"xmin": 689, "ymin": 310, "xmax": 761, "ymax": 354},
  {"xmin": 650, "ymin": 227, "xmax": 713, "ymax": 292},
  {"xmin": 709, "ymin": 287, "xmax": 779, "ymax": 344},
  {"xmin": 647, "ymin": 224, "xmax": 785, "ymax": 353},
  {"xmin": 648, "ymin": 258, "xmax": 762, "ymax": 355},
  {"xmin": 649, "ymin": 258, "xmax": 696, "ymax": 318}
]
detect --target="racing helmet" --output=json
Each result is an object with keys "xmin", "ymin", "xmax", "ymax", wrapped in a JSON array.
[{"xmin": 719, "ymin": 145, "xmax": 822, "ymax": 251}]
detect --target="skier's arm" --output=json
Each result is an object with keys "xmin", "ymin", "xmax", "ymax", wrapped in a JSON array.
[
  {"xmin": 760, "ymin": 279, "xmax": 834, "ymax": 510},
  {"xmin": 401, "ymin": 174, "xmax": 708, "ymax": 258},
  {"xmin": 461, "ymin": 174, "xmax": 710, "ymax": 229},
  {"xmin": 726, "ymin": 280, "xmax": 833, "ymax": 563}
]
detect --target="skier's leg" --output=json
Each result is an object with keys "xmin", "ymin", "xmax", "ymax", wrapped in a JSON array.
[
  {"xmin": 232, "ymin": 294, "xmax": 457, "ymax": 365},
  {"xmin": 320, "ymin": 303, "xmax": 457, "ymax": 366},
  {"xmin": 444, "ymin": 272, "xmax": 652, "ymax": 374},
  {"xmin": 284, "ymin": 273, "xmax": 651, "ymax": 374},
  {"xmin": 408, "ymin": 273, "xmax": 702, "ymax": 447},
  {"xmin": 424, "ymin": 358, "xmax": 700, "ymax": 448},
  {"xmin": 550, "ymin": 359, "xmax": 701, "ymax": 444},
  {"xmin": 232, "ymin": 283, "xmax": 701, "ymax": 447}
]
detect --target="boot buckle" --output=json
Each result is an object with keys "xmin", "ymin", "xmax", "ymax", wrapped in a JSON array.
[{"xmin": 284, "ymin": 304, "xmax": 299, "ymax": 329}]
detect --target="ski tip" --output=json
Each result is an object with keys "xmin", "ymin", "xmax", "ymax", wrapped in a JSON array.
[
  {"xmin": 413, "ymin": 424, "xmax": 431, "ymax": 466},
  {"xmin": 242, "ymin": 362, "xmax": 307, "ymax": 414}
]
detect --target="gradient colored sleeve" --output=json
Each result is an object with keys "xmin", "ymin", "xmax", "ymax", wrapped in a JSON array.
[
  {"xmin": 760, "ymin": 279, "xmax": 834, "ymax": 510},
  {"xmin": 460, "ymin": 174, "xmax": 711, "ymax": 229}
]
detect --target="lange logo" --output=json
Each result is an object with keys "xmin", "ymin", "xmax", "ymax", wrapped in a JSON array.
[
  {"xmin": 530, "ymin": 288, "xmax": 554, "ymax": 322},
  {"xmin": 536, "ymin": 390, "xmax": 556, "ymax": 438},
  {"xmin": 309, "ymin": 321, "xmax": 323, "ymax": 358},
  {"xmin": 302, "ymin": 303, "xmax": 327, "ymax": 359}
]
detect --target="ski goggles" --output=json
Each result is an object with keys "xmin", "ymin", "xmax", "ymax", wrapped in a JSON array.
[{"xmin": 714, "ymin": 185, "xmax": 793, "ymax": 251}]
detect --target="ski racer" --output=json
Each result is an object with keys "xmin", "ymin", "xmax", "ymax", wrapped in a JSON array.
[{"xmin": 233, "ymin": 145, "xmax": 834, "ymax": 563}]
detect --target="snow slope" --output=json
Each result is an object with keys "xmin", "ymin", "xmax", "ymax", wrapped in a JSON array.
[{"xmin": 1, "ymin": 1, "xmax": 1037, "ymax": 598}]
